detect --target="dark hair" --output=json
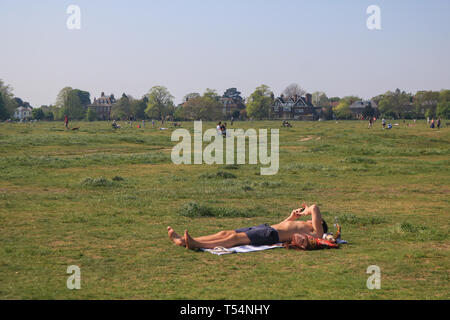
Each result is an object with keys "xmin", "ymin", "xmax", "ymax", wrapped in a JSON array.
[{"xmin": 322, "ymin": 219, "xmax": 328, "ymax": 234}]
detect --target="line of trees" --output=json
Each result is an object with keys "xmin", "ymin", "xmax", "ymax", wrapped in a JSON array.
[
  {"xmin": 1, "ymin": 78, "xmax": 450, "ymax": 121},
  {"xmin": 0, "ymin": 80, "xmax": 21, "ymax": 120}
]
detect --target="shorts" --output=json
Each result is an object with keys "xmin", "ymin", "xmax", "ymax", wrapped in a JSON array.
[{"xmin": 235, "ymin": 224, "xmax": 280, "ymax": 246}]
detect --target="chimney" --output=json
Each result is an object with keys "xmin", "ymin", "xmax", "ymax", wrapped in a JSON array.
[{"xmin": 306, "ymin": 93, "xmax": 312, "ymax": 105}]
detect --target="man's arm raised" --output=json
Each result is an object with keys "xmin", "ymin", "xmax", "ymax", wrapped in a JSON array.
[
  {"xmin": 282, "ymin": 206, "xmax": 306, "ymax": 223},
  {"xmin": 302, "ymin": 203, "xmax": 324, "ymax": 237}
]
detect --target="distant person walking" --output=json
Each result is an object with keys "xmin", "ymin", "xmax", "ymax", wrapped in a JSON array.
[
  {"xmin": 368, "ymin": 118, "xmax": 373, "ymax": 129},
  {"xmin": 152, "ymin": 119, "xmax": 155, "ymax": 128},
  {"xmin": 430, "ymin": 118, "xmax": 435, "ymax": 129},
  {"xmin": 382, "ymin": 118, "xmax": 386, "ymax": 129},
  {"xmin": 217, "ymin": 121, "xmax": 222, "ymax": 135},
  {"xmin": 221, "ymin": 122, "xmax": 227, "ymax": 137},
  {"xmin": 437, "ymin": 118, "xmax": 441, "ymax": 130},
  {"xmin": 64, "ymin": 114, "xmax": 69, "ymax": 129}
]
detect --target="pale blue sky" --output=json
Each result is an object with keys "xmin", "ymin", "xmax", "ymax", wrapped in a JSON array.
[{"xmin": 1, "ymin": 0, "xmax": 449, "ymax": 106}]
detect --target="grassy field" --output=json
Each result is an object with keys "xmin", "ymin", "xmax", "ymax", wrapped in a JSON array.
[{"xmin": 0, "ymin": 120, "xmax": 449, "ymax": 300}]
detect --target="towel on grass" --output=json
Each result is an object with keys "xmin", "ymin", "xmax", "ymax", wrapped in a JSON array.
[
  {"xmin": 200, "ymin": 243, "xmax": 283, "ymax": 255},
  {"xmin": 200, "ymin": 239, "xmax": 348, "ymax": 255}
]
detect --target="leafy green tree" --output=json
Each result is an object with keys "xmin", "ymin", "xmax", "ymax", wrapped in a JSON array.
[
  {"xmin": 378, "ymin": 89, "xmax": 411, "ymax": 119},
  {"xmin": 436, "ymin": 90, "xmax": 450, "ymax": 119},
  {"xmin": 73, "ymin": 89, "xmax": 91, "ymax": 107},
  {"xmin": 333, "ymin": 101, "xmax": 352, "ymax": 120},
  {"xmin": 312, "ymin": 92, "xmax": 330, "ymax": 107},
  {"xmin": 413, "ymin": 90, "xmax": 440, "ymax": 118},
  {"xmin": 50, "ymin": 104, "xmax": 63, "ymax": 120},
  {"xmin": 44, "ymin": 110, "xmax": 54, "ymax": 121},
  {"xmin": 246, "ymin": 85, "xmax": 274, "ymax": 120},
  {"xmin": 0, "ymin": 79, "xmax": 18, "ymax": 119},
  {"xmin": 32, "ymin": 108, "xmax": 45, "ymax": 120},
  {"xmin": 183, "ymin": 92, "xmax": 201, "ymax": 102},
  {"xmin": 111, "ymin": 94, "xmax": 131, "ymax": 120},
  {"xmin": 145, "ymin": 86, "xmax": 174, "ymax": 120},
  {"xmin": 180, "ymin": 90, "xmax": 223, "ymax": 121},
  {"xmin": 329, "ymin": 97, "xmax": 341, "ymax": 103},
  {"xmin": 63, "ymin": 90, "xmax": 85, "ymax": 120},
  {"xmin": 0, "ymin": 91, "xmax": 7, "ymax": 120},
  {"xmin": 56, "ymin": 87, "xmax": 73, "ymax": 108},
  {"xmin": 333, "ymin": 96, "xmax": 359, "ymax": 119},
  {"xmin": 436, "ymin": 102, "xmax": 450, "ymax": 119},
  {"xmin": 55, "ymin": 87, "xmax": 90, "ymax": 120},
  {"xmin": 203, "ymin": 88, "xmax": 220, "ymax": 101},
  {"xmin": 439, "ymin": 90, "xmax": 450, "ymax": 103},
  {"xmin": 130, "ymin": 98, "xmax": 147, "ymax": 120},
  {"xmin": 173, "ymin": 106, "xmax": 186, "ymax": 121},
  {"xmin": 86, "ymin": 107, "xmax": 97, "ymax": 121}
]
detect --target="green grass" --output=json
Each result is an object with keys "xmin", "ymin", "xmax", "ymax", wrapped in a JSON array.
[{"xmin": 0, "ymin": 120, "xmax": 449, "ymax": 299}]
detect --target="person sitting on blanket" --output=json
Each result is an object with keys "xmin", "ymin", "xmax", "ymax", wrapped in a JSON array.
[{"xmin": 167, "ymin": 203, "xmax": 329, "ymax": 250}]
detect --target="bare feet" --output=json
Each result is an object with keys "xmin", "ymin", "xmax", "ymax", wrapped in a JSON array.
[
  {"xmin": 167, "ymin": 226, "xmax": 185, "ymax": 247},
  {"xmin": 184, "ymin": 229, "xmax": 198, "ymax": 250}
]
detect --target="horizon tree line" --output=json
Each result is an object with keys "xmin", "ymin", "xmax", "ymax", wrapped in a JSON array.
[{"xmin": 1, "ymin": 79, "xmax": 449, "ymax": 121}]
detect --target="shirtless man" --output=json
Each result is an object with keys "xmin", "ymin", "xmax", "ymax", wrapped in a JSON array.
[{"xmin": 167, "ymin": 203, "xmax": 328, "ymax": 250}]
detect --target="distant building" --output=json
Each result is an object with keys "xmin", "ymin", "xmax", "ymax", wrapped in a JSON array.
[
  {"xmin": 14, "ymin": 106, "xmax": 33, "ymax": 120},
  {"xmin": 349, "ymin": 100, "xmax": 378, "ymax": 119},
  {"xmin": 88, "ymin": 92, "xmax": 116, "ymax": 120},
  {"xmin": 220, "ymin": 88, "xmax": 246, "ymax": 117},
  {"xmin": 271, "ymin": 93, "xmax": 319, "ymax": 120}
]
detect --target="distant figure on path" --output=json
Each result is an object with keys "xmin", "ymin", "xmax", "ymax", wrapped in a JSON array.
[
  {"xmin": 382, "ymin": 118, "xmax": 386, "ymax": 129},
  {"xmin": 217, "ymin": 121, "xmax": 222, "ymax": 135},
  {"xmin": 430, "ymin": 118, "xmax": 435, "ymax": 129},
  {"xmin": 64, "ymin": 115, "xmax": 69, "ymax": 129},
  {"xmin": 437, "ymin": 118, "xmax": 441, "ymax": 130},
  {"xmin": 368, "ymin": 118, "xmax": 373, "ymax": 129},
  {"xmin": 152, "ymin": 119, "xmax": 155, "ymax": 128},
  {"xmin": 230, "ymin": 116, "xmax": 234, "ymax": 126},
  {"xmin": 221, "ymin": 122, "xmax": 227, "ymax": 137}
]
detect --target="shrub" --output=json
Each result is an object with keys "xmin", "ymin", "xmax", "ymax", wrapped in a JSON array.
[
  {"xmin": 200, "ymin": 171, "xmax": 237, "ymax": 179},
  {"xmin": 81, "ymin": 177, "xmax": 114, "ymax": 187}
]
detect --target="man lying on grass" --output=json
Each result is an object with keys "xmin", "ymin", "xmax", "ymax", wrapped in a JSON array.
[{"xmin": 168, "ymin": 203, "xmax": 330, "ymax": 250}]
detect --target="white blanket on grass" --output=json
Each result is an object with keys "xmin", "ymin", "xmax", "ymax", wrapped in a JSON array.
[
  {"xmin": 200, "ymin": 243, "xmax": 283, "ymax": 255},
  {"xmin": 200, "ymin": 239, "xmax": 348, "ymax": 255}
]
